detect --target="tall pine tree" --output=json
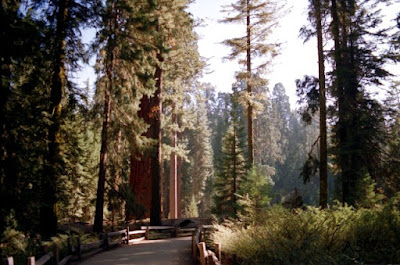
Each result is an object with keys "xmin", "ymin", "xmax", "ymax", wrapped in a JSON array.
[{"xmin": 221, "ymin": 0, "xmax": 280, "ymax": 167}]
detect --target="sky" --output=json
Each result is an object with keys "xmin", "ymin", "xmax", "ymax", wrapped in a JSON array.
[
  {"xmin": 187, "ymin": 0, "xmax": 400, "ymax": 108},
  {"xmin": 77, "ymin": 0, "xmax": 399, "ymax": 109},
  {"xmin": 188, "ymin": 0, "xmax": 318, "ymax": 108}
]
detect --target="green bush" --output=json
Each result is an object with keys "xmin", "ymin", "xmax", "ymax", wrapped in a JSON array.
[{"xmin": 211, "ymin": 200, "xmax": 400, "ymax": 265}]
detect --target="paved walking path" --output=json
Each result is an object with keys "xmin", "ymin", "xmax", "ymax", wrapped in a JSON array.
[{"xmin": 79, "ymin": 237, "xmax": 192, "ymax": 265}]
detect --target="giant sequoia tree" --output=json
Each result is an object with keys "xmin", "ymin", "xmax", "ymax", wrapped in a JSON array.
[
  {"xmin": 129, "ymin": 0, "xmax": 200, "ymax": 224},
  {"xmin": 93, "ymin": 0, "xmax": 157, "ymax": 232}
]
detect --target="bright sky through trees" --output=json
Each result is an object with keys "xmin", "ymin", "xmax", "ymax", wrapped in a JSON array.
[
  {"xmin": 188, "ymin": 0, "xmax": 399, "ymax": 108},
  {"xmin": 76, "ymin": 0, "xmax": 398, "ymax": 108},
  {"xmin": 188, "ymin": 0, "xmax": 318, "ymax": 107}
]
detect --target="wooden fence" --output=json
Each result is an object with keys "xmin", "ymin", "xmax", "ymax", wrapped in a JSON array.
[
  {"xmin": 192, "ymin": 225, "xmax": 221, "ymax": 265},
  {"xmin": 4, "ymin": 225, "xmax": 205, "ymax": 265}
]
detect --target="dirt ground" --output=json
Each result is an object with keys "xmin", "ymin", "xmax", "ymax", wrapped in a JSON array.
[{"xmin": 78, "ymin": 236, "xmax": 193, "ymax": 265}]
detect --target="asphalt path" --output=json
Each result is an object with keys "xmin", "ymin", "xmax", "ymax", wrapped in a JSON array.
[{"xmin": 78, "ymin": 237, "xmax": 193, "ymax": 265}]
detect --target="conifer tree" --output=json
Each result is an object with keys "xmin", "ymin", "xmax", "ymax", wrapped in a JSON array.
[
  {"xmin": 221, "ymin": 0, "xmax": 279, "ymax": 167},
  {"xmin": 129, "ymin": 0, "xmax": 199, "ymax": 225},
  {"xmin": 161, "ymin": 3, "xmax": 204, "ymax": 218},
  {"xmin": 0, "ymin": 1, "xmax": 46, "ymax": 234},
  {"xmin": 213, "ymin": 91, "xmax": 246, "ymax": 218},
  {"xmin": 93, "ymin": 0, "xmax": 156, "ymax": 231},
  {"xmin": 304, "ymin": 0, "xmax": 328, "ymax": 208},
  {"xmin": 329, "ymin": 0, "xmax": 389, "ymax": 205},
  {"xmin": 254, "ymin": 83, "xmax": 285, "ymax": 171},
  {"xmin": 186, "ymin": 90, "xmax": 214, "ymax": 217}
]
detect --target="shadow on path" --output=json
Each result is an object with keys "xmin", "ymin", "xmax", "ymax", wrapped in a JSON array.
[{"xmin": 79, "ymin": 237, "xmax": 192, "ymax": 265}]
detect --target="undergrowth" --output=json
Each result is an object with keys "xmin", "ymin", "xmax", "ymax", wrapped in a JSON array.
[{"xmin": 212, "ymin": 198, "xmax": 400, "ymax": 265}]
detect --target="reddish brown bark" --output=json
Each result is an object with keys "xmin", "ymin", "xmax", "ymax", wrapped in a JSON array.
[
  {"xmin": 169, "ymin": 110, "xmax": 178, "ymax": 219},
  {"xmin": 129, "ymin": 95, "xmax": 154, "ymax": 219},
  {"xmin": 176, "ymin": 115, "xmax": 183, "ymax": 218},
  {"xmin": 129, "ymin": 54, "xmax": 163, "ymax": 225},
  {"xmin": 177, "ymin": 155, "xmax": 182, "ymax": 217}
]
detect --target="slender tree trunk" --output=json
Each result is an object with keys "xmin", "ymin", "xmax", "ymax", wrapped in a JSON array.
[
  {"xmin": 169, "ymin": 109, "xmax": 178, "ymax": 219},
  {"xmin": 246, "ymin": 0, "xmax": 254, "ymax": 167},
  {"xmin": 93, "ymin": 1, "xmax": 116, "ymax": 232},
  {"xmin": 314, "ymin": 0, "xmax": 328, "ymax": 208},
  {"xmin": 93, "ymin": 82, "xmax": 112, "ymax": 233},
  {"xmin": 177, "ymin": 155, "xmax": 182, "ymax": 217},
  {"xmin": 331, "ymin": 0, "xmax": 348, "ymax": 205},
  {"xmin": 177, "ymin": 115, "xmax": 183, "ymax": 217},
  {"xmin": 41, "ymin": 0, "xmax": 69, "ymax": 239},
  {"xmin": 150, "ymin": 53, "xmax": 163, "ymax": 226},
  {"xmin": 111, "ymin": 129, "xmax": 122, "ymax": 228}
]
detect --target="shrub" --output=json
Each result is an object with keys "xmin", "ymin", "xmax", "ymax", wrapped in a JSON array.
[{"xmin": 211, "ymin": 201, "xmax": 400, "ymax": 265}]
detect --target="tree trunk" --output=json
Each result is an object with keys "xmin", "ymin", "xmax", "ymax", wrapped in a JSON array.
[
  {"xmin": 177, "ymin": 155, "xmax": 182, "ymax": 218},
  {"xmin": 314, "ymin": 0, "xmax": 328, "ymax": 208},
  {"xmin": 93, "ymin": 83, "xmax": 112, "ymax": 233},
  {"xmin": 150, "ymin": 54, "xmax": 163, "ymax": 226},
  {"xmin": 93, "ymin": 1, "xmax": 117, "ymax": 232},
  {"xmin": 129, "ymin": 53, "xmax": 163, "ymax": 225},
  {"xmin": 177, "ymin": 115, "xmax": 183, "ymax": 217},
  {"xmin": 246, "ymin": 0, "xmax": 254, "ymax": 167},
  {"xmin": 169, "ymin": 109, "xmax": 178, "ymax": 219},
  {"xmin": 331, "ymin": 0, "xmax": 348, "ymax": 204},
  {"xmin": 41, "ymin": 0, "xmax": 69, "ymax": 239},
  {"xmin": 233, "ymin": 121, "xmax": 237, "ymax": 217}
]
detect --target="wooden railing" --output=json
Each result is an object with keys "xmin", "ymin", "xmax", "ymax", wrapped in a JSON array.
[
  {"xmin": 4, "ymin": 224, "xmax": 204, "ymax": 265},
  {"xmin": 192, "ymin": 225, "xmax": 221, "ymax": 265}
]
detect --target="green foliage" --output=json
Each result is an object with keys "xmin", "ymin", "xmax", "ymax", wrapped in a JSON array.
[
  {"xmin": 238, "ymin": 166, "xmax": 273, "ymax": 211},
  {"xmin": 354, "ymin": 172, "xmax": 384, "ymax": 208},
  {"xmin": 186, "ymin": 90, "xmax": 214, "ymax": 216},
  {"xmin": 296, "ymin": 75, "xmax": 320, "ymax": 125},
  {"xmin": 213, "ymin": 123, "xmax": 246, "ymax": 219},
  {"xmin": 185, "ymin": 195, "xmax": 199, "ymax": 218},
  {"xmin": 0, "ymin": 213, "xmax": 41, "ymax": 263},
  {"xmin": 212, "ymin": 202, "xmax": 400, "ymax": 265}
]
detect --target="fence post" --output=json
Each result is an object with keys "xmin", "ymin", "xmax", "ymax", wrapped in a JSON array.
[
  {"xmin": 215, "ymin": 243, "xmax": 221, "ymax": 261},
  {"xmin": 192, "ymin": 234, "xmax": 197, "ymax": 261},
  {"xmin": 232, "ymin": 254, "xmax": 237, "ymax": 265},
  {"xmin": 104, "ymin": 233, "xmax": 110, "ymax": 249},
  {"xmin": 126, "ymin": 226, "xmax": 130, "ymax": 244},
  {"xmin": 6, "ymin": 257, "xmax": 14, "ymax": 265},
  {"xmin": 200, "ymin": 227, "xmax": 204, "ymax": 242},
  {"xmin": 145, "ymin": 226, "xmax": 149, "ymax": 240},
  {"xmin": 67, "ymin": 237, "xmax": 72, "ymax": 255},
  {"xmin": 77, "ymin": 237, "xmax": 82, "ymax": 260},
  {"xmin": 27, "ymin": 256, "xmax": 35, "ymax": 265},
  {"xmin": 198, "ymin": 242, "xmax": 207, "ymax": 265},
  {"xmin": 54, "ymin": 244, "xmax": 59, "ymax": 265}
]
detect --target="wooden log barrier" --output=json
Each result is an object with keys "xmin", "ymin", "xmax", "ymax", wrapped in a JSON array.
[
  {"xmin": 27, "ymin": 257, "xmax": 35, "ymax": 265},
  {"xmin": 35, "ymin": 251, "xmax": 53, "ymax": 265},
  {"xmin": 207, "ymin": 250, "xmax": 221, "ymax": 265},
  {"xmin": 215, "ymin": 243, "xmax": 221, "ymax": 261},
  {"xmin": 198, "ymin": 242, "xmax": 208, "ymax": 265}
]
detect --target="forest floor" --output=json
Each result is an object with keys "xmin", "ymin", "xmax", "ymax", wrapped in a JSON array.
[{"xmin": 77, "ymin": 236, "xmax": 192, "ymax": 265}]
